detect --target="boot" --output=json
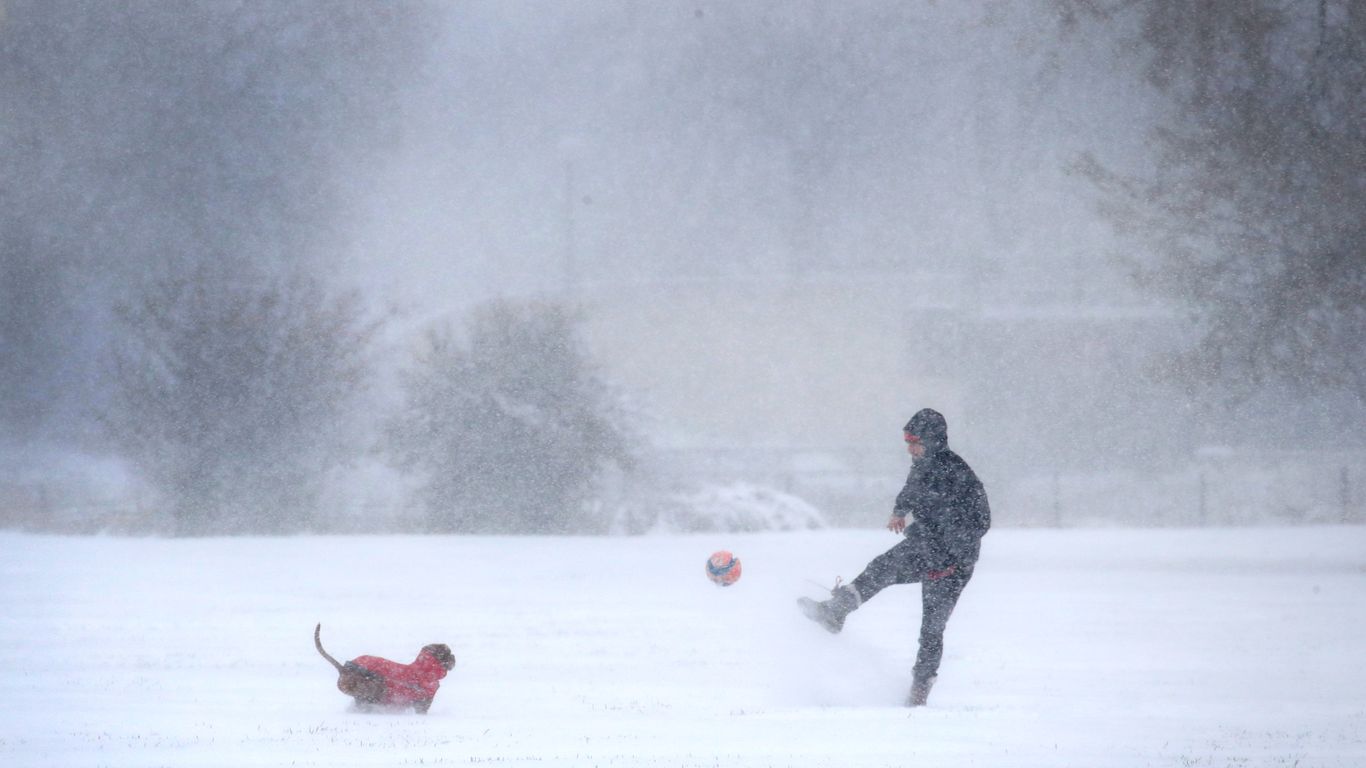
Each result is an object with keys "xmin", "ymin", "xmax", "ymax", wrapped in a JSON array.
[
  {"xmin": 907, "ymin": 674, "xmax": 936, "ymax": 707},
  {"xmin": 797, "ymin": 584, "xmax": 861, "ymax": 634}
]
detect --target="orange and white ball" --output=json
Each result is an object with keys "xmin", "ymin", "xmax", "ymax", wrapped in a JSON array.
[{"xmin": 705, "ymin": 550, "xmax": 742, "ymax": 587}]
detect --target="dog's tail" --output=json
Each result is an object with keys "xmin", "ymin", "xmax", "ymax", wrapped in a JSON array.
[{"xmin": 314, "ymin": 623, "xmax": 345, "ymax": 672}]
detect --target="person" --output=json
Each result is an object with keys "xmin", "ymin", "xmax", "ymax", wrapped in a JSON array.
[{"xmin": 798, "ymin": 408, "xmax": 990, "ymax": 707}]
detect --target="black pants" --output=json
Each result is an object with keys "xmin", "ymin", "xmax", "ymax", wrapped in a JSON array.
[{"xmin": 850, "ymin": 535, "xmax": 974, "ymax": 680}]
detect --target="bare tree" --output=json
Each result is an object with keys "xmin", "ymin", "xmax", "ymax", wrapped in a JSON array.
[
  {"xmin": 1071, "ymin": 0, "xmax": 1366, "ymax": 400},
  {"xmin": 104, "ymin": 261, "xmax": 381, "ymax": 535},
  {"xmin": 0, "ymin": 0, "xmax": 434, "ymax": 449},
  {"xmin": 386, "ymin": 300, "xmax": 634, "ymax": 534}
]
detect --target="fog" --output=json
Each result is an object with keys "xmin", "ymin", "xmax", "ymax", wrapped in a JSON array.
[
  {"xmin": 351, "ymin": 3, "xmax": 1146, "ymax": 303},
  {"xmin": 2, "ymin": 1, "xmax": 1362, "ymax": 533}
]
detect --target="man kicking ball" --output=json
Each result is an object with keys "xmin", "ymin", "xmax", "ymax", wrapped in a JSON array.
[{"xmin": 799, "ymin": 408, "xmax": 991, "ymax": 707}]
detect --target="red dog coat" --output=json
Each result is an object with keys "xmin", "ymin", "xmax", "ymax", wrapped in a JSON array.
[{"xmin": 350, "ymin": 648, "xmax": 451, "ymax": 707}]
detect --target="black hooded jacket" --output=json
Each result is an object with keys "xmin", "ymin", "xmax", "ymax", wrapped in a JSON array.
[{"xmin": 894, "ymin": 409, "xmax": 991, "ymax": 569}]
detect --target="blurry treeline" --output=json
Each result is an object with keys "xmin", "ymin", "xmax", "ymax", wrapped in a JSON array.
[
  {"xmin": 2, "ymin": 2, "xmax": 1363, "ymax": 534},
  {"xmin": 1067, "ymin": 0, "xmax": 1365, "ymax": 405},
  {"xmin": 0, "ymin": 2, "xmax": 633, "ymax": 534},
  {"xmin": 100, "ymin": 264, "xmax": 631, "ymax": 535},
  {"xmin": 1, "ymin": 1, "xmax": 431, "ymax": 445}
]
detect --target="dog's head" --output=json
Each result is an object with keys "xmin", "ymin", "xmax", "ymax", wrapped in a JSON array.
[{"xmin": 422, "ymin": 643, "xmax": 456, "ymax": 671}]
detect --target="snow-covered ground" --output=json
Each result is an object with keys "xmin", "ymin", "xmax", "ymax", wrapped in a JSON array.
[{"xmin": 2, "ymin": 526, "xmax": 1364, "ymax": 767}]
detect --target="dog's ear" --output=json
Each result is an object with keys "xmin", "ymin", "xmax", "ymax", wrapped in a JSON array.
[{"xmin": 424, "ymin": 644, "xmax": 456, "ymax": 670}]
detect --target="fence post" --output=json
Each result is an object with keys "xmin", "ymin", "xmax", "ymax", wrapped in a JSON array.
[
  {"xmin": 1052, "ymin": 472, "xmax": 1062, "ymax": 528},
  {"xmin": 1198, "ymin": 470, "xmax": 1207, "ymax": 526},
  {"xmin": 38, "ymin": 485, "xmax": 53, "ymax": 531},
  {"xmin": 1342, "ymin": 466, "xmax": 1352, "ymax": 524}
]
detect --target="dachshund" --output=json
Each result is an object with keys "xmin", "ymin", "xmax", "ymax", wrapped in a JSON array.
[{"xmin": 314, "ymin": 623, "xmax": 456, "ymax": 714}]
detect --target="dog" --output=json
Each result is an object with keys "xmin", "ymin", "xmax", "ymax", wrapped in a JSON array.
[{"xmin": 314, "ymin": 623, "xmax": 456, "ymax": 714}]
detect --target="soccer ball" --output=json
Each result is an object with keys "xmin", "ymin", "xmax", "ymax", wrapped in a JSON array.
[{"xmin": 705, "ymin": 550, "xmax": 742, "ymax": 587}]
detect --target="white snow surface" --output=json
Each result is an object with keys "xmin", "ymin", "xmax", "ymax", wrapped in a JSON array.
[{"xmin": 2, "ymin": 527, "xmax": 1364, "ymax": 767}]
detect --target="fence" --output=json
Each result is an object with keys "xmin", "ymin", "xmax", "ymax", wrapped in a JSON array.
[
  {"xmin": 654, "ymin": 446, "xmax": 1366, "ymax": 528},
  {"xmin": 3, "ymin": 448, "xmax": 1363, "ymax": 533}
]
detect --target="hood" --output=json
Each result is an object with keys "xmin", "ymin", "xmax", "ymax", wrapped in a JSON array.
[{"xmin": 904, "ymin": 408, "xmax": 948, "ymax": 455}]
